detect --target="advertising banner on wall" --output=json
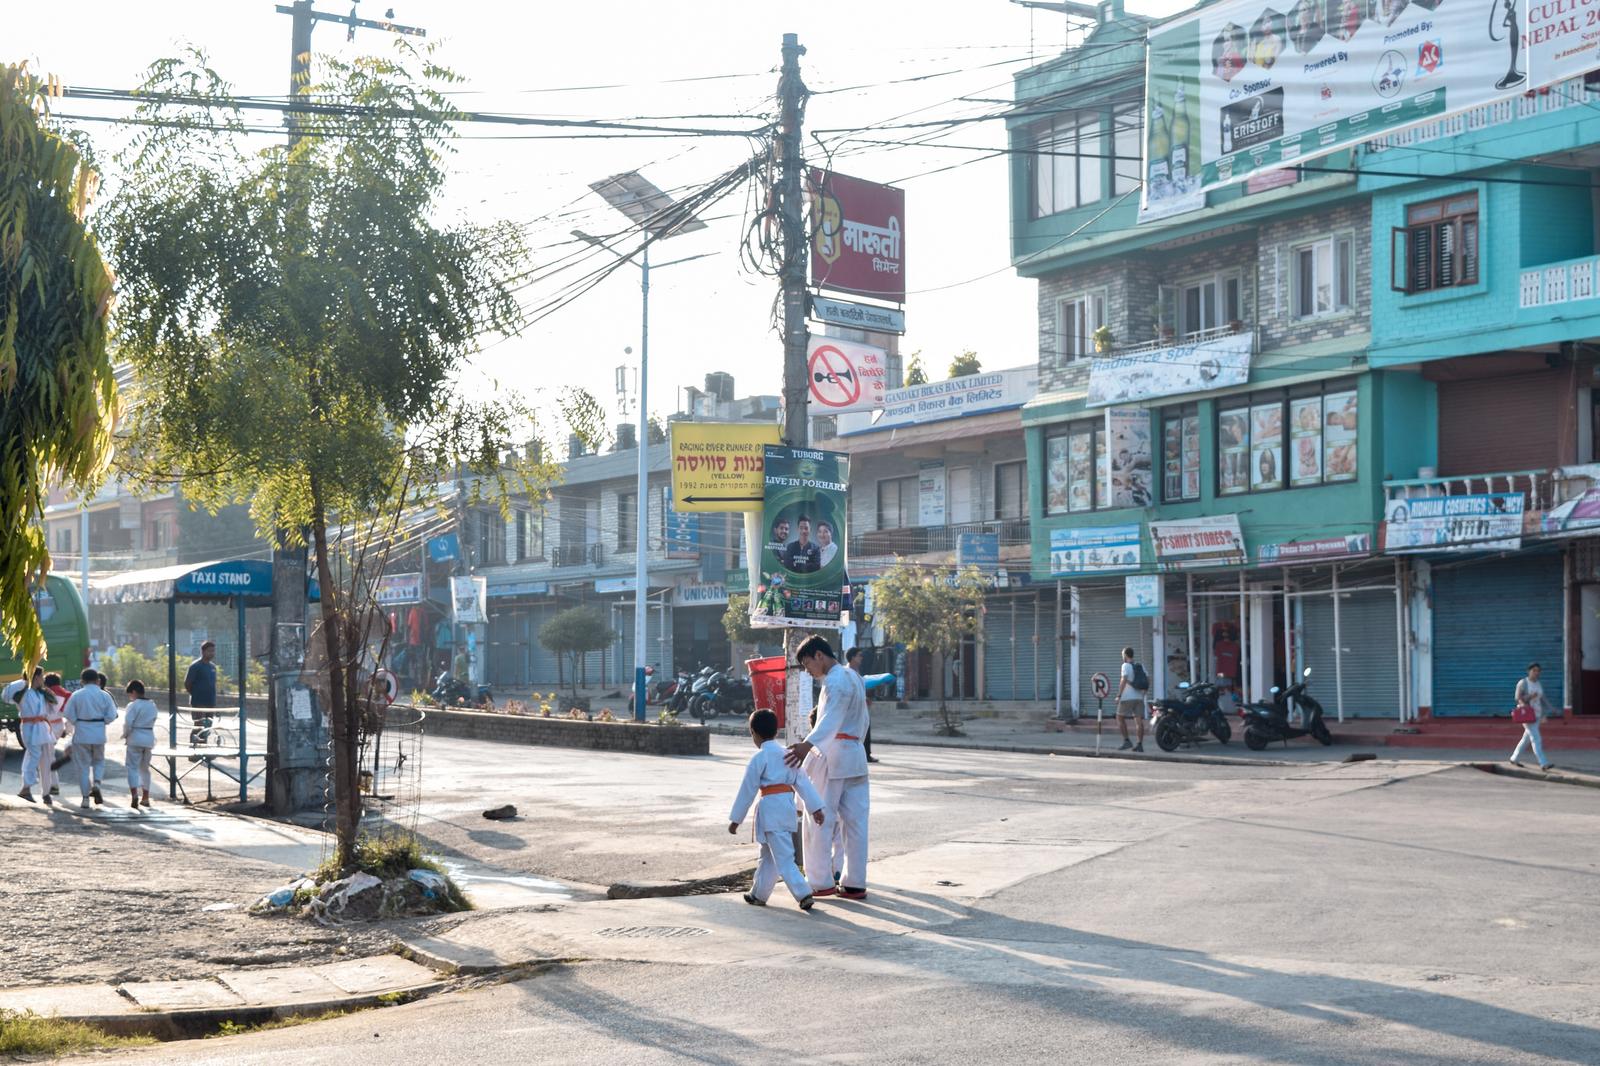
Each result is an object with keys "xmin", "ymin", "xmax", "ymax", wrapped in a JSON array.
[
  {"xmin": 450, "ymin": 575, "xmax": 488, "ymax": 625},
  {"xmin": 665, "ymin": 491, "xmax": 700, "ymax": 559},
  {"xmin": 752, "ymin": 446, "xmax": 850, "ymax": 628},
  {"xmin": 806, "ymin": 334, "xmax": 891, "ymax": 414},
  {"xmin": 1383, "ymin": 492, "xmax": 1525, "ymax": 552},
  {"xmin": 1125, "ymin": 574, "xmax": 1163, "ymax": 617},
  {"xmin": 1141, "ymin": 0, "xmax": 1570, "ymax": 215},
  {"xmin": 1105, "ymin": 407, "xmax": 1155, "ymax": 508},
  {"xmin": 1087, "ymin": 331, "xmax": 1252, "ymax": 406},
  {"xmin": 809, "ymin": 169, "xmax": 905, "ymax": 303},
  {"xmin": 918, "ymin": 461, "xmax": 947, "ymax": 526},
  {"xmin": 1049, "ymin": 524, "xmax": 1143, "ymax": 576},
  {"xmin": 376, "ymin": 572, "xmax": 423, "ymax": 606},
  {"xmin": 1150, "ymin": 515, "xmax": 1248, "ymax": 570}
]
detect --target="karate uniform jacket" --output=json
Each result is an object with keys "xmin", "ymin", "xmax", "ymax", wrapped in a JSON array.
[
  {"xmin": 804, "ymin": 664, "xmax": 870, "ymax": 781},
  {"xmin": 5, "ymin": 681, "xmax": 55, "ymax": 747},
  {"xmin": 64, "ymin": 686, "xmax": 118, "ymax": 745},
  {"xmin": 729, "ymin": 740, "xmax": 826, "ymax": 837},
  {"xmin": 122, "ymin": 699, "xmax": 160, "ymax": 748}
]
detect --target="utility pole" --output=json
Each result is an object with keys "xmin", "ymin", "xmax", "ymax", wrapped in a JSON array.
[
  {"xmin": 266, "ymin": 1, "xmax": 425, "ymax": 816},
  {"xmin": 776, "ymin": 34, "xmax": 812, "ymax": 756}
]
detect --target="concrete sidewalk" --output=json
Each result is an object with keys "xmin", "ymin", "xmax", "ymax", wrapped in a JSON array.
[
  {"xmin": 695, "ymin": 713, "xmax": 1600, "ymax": 773},
  {"xmin": 0, "ymin": 955, "xmax": 443, "ymax": 1037}
]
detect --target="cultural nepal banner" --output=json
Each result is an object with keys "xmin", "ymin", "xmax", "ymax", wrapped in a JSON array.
[
  {"xmin": 752, "ymin": 446, "xmax": 850, "ymax": 628},
  {"xmin": 1141, "ymin": 0, "xmax": 1573, "ymax": 215}
]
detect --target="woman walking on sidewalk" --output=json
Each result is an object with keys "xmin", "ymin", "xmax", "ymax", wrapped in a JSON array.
[{"xmin": 1510, "ymin": 662, "xmax": 1555, "ymax": 772}]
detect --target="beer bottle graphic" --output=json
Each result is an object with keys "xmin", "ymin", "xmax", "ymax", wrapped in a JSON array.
[
  {"xmin": 1221, "ymin": 110, "xmax": 1234, "ymax": 155},
  {"xmin": 1169, "ymin": 87, "xmax": 1190, "ymax": 182},
  {"xmin": 1148, "ymin": 98, "xmax": 1171, "ymax": 184}
]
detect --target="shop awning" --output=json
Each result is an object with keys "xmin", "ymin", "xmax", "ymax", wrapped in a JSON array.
[{"xmin": 89, "ymin": 559, "xmax": 319, "ymax": 606}]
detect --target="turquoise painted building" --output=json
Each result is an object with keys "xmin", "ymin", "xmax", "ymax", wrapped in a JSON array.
[{"xmin": 1004, "ymin": 0, "xmax": 1600, "ymax": 723}]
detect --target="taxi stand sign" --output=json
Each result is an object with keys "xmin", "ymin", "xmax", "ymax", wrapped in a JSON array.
[{"xmin": 669, "ymin": 421, "xmax": 781, "ymax": 512}]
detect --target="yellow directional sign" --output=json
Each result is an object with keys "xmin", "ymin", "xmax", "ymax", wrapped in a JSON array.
[{"xmin": 669, "ymin": 422, "xmax": 781, "ymax": 512}]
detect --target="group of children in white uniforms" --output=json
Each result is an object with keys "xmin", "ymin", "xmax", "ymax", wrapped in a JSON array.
[
  {"xmin": 7, "ymin": 667, "xmax": 162, "ymax": 809},
  {"xmin": 726, "ymin": 635, "xmax": 871, "ymax": 910}
]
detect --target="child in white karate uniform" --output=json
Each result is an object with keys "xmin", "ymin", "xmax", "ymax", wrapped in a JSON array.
[
  {"xmin": 121, "ymin": 679, "xmax": 160, "ymax": 809},
  {"xmin": 728, "ymin": 709, "xmax": 826, "ymax": 910}
]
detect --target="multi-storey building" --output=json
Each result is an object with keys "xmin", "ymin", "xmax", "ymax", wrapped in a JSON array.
[
  {"xmin": 1010, "ymin": 0, "xmax": 1423, "ymax": 719},
  {"xmin": 1013, "ymin": 0, "xmax": 1600, "ymax": 731}
]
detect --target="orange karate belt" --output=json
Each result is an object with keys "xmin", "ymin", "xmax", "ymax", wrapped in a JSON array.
[{"xmin": 759, "ymin": 784, "xmax": 795, "ymax": 796}]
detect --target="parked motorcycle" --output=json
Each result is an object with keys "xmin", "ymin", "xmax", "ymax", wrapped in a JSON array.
[
  {"xmin": 430, "ymin": 671, "xmax": 493, "ymax": 709},
  {"xmin": 1242, "ymin": 667, "xmax": 1332, "ymax": 750},
  {"xmin": 690, "ymin": 669, "xmax": 753, "ymax": 721},
  {"xmin": 673, "ymin": 666, "xmax": 717, "ymax": 716},
  {"xmin": 629, "ymin": 667, "xmax": 683, "ymax": 714},
  {"xmin": 665, "ymin": 667, "xmax": 698, "ymax": 714},
  {"xmin": 1150, "ymin": 678, "xmax": 1232, "ymax": 752}
]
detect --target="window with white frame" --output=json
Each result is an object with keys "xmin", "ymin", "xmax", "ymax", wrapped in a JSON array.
[
  {"xmin": 994, "ymin": 461, "xmax": 1027, "ymax": 520},
  {"xmin": 1290, "ymin": 235, "xmax": 1354, "ymax": 318},
  {"xmin": 1112, "ymin": 103, "xmax": 1143, "ymax": 196},
  {"xmin": 1057, "ymin": 290, "xmax": 1107, "ymax": 361},
  {"xmin": 1031, "ymin": 111, "xmax": 1104, "ymax": 217},
  {"xmin": 514, "ymin": 508, "xmax": 544, "ymax": 561},
  {"xmin": 1167, "ymin": 273, "xmax": 1243, "ymax": 339},
  {"xmin": 877, "ymin": 476, "xmax": 917, "ymax": 529}
]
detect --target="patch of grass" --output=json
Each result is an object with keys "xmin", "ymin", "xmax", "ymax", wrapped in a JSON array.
[
  {"xmin": 0, "ymin": 1009, "xmax": 156, "ymax": 1056},
  {"xmin": 207, "ymin": 1010, "xmax": 350, "ymax": 1039},
  {"xmin": 313, "ymin": 833, "xmax": 472, "ymax": 913}
]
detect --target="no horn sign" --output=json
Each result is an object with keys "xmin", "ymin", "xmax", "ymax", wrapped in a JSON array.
[{"xmin": 806, "ymin": 334, "xmax": 888, "ymax": 414}]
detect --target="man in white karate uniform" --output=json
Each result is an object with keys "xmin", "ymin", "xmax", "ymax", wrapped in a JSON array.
[
  {"xmin": 6, "ymin": 670, "xmax": 59, "ymax": 806},
  {"xmin": 786, "ymin": 634, "xmax": 871, "ymax": 901},
  {"xmin": 64, "ymin": 668, "xmax": 118, "ymax": 809}
]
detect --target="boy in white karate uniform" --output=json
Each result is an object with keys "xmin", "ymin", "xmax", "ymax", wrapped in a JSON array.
[
  {"xmin": 6, "ymin": 669, "xmax": 60, "ymax": 806},
  {"xmin": 121, "ymin": 679, "xmax": 160, "ymax": 809},
  {"xmin": 728, "ymin": 708, "xmax": 826, "ymax": 910}
]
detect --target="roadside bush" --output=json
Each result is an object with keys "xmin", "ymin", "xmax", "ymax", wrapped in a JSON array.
[{"xmin": 98, "ymin": 645, "xmax": 166, "ymax": 690}]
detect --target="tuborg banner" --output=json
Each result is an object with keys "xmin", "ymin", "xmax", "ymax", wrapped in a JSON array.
[{"xmin": 1141, "ymin": 0, "xmax": 1600, "ymax": 218}]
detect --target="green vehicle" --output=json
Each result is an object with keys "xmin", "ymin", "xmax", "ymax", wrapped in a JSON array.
[{"xmin": 0, "ymin": 575, "xmax": 91, "ymax": 740}]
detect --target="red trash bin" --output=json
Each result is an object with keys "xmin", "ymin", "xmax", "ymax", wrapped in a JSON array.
[{"xmin": 746, "ymin": 655, "xmax": 788, "ymax": 729}]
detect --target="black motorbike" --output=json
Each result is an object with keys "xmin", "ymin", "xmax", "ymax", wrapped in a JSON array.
[
  {"xmin": 430, "ymin": 671, "xmax": 493, "ymax": 709},
  {"xmin": 1151, "ymin": 678, "xmax": 1232, "ymax": 752},
  {"xmin": 691, "ymin": 670, "xmax": 754, "ymax": 721},
  {"xmin": 1242, "ymin": 667, "xmax": 1331, "ymax": 749},
  {"xmin": 672, "ymin": 666, "xmax": 715, "ymax": 715}
]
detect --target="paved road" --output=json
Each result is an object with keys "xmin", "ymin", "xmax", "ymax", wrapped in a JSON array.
[{"xmin": 76, "ymin": 752, "xmax": 1600, "ymax": 1064}]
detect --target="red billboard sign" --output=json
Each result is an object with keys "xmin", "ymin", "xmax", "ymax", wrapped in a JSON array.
[{"xmin": 809, "ymin": 169, "xmax": 905, "ymax": 304}]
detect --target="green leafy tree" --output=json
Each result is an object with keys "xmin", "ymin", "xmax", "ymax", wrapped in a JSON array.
[
  {"xmin": 868, "ymin": 563, "xmax": 986, "ymax": 736},
  {"xmin": 101, "ymin": 48, "xmax": 558, "ymax": 870},
  {"xmin": 904, "ymin": 354, "xmax": 929, "ymax": 386},
  {"xmin": 723, "ymin": 592, "xmax": 763, "ymax": 648},
  {"xmin": 539, "ymin": 606, "xmax": 615, "ymax": 697},
  {"xmin": 948, "ymin": 350, "xmax": 982, "ymax": 378},
  {"xmin": 0, "ymin": 65, "xmax": 118, "ymax": 671}
]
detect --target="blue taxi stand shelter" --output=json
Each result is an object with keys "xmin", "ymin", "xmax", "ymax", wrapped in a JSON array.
[{"xmin": 89, "ymin": 559, "xmax": 318, "ymax": 802}]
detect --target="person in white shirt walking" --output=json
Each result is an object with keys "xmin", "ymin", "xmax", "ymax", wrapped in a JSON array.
[
  {"xmin": 785, "ymin": 634, "xmax": 872, "ymax": 901},
  {"xmin": 1511, "ymin": 662, "xmax": 1556, "ymax": 771},
  {"xmin": 728, "ymin": 709, "xmax": 827, "ymax": 909},
  {"xmin": 64, "ymin": 668, "xmax": 118, "ymax": 808},
  {"xmin": 1116, "ymin": 646, "xmax": 1148, "ymax": 753},
  {"xmin": 121, "ymin": 679, "xmax": 160, "ymax": 809},
  {"xmin": 7, "ymin": 668, "xmax": 60, "ymax": 806}
]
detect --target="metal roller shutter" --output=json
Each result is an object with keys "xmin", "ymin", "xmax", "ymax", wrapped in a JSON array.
[
  {"xmin": 1300, "ymin": 590, "xmax": 1401, "ymax": 718},
  {"xmin": 983, "ymin": 592, "xmax": 1055, "ymax": 701},
  {"xmin": 617, "ymin": 606, "xmax": 674, "ymax": 681},
  {"xmin": 527, "ymin": 604, "xmax": 562, "ymax": 689},
  {"xmin": 982, "ymin": 598, "xmax": 1019, "ymax": 700},
  {"xmin": 1077, "ymin": 585, "xmax": 1150, "ymax": 713},
  {"xmin": 1432, "ymin": 554, "xmax": 1563, "ymax": 717},
  {"xmin": 487, "ymin": 608, "xmax": 529, "ymax": 688}
]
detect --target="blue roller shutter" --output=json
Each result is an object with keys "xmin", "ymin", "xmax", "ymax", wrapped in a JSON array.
[
  {"xmin": 1077, "ymin": 585, "xmax": 1149, "ymax": 714},
  {"xmin": 1432, "ymin": 554, "xmax": 1563, "ymax": 717}
]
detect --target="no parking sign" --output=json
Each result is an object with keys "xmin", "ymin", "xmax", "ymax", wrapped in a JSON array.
[{"xmin": 806, "ymin": 335, "xmax": 888, "ymax": 414}]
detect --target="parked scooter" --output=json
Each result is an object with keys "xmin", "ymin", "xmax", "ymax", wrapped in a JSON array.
[
  {"xmin": 431, "ymin": 671, "xmax": 493, "ymax": 709},
  {"xmin": 692, "ymin": 670, "xmax": 754, "ymax": 720},
  {"xmin": 1242, "ymin": 667, "xmax": 1332, "ymax": 750},
  {"xmin": 1150, "ymin": 678, "xmax": 1232, "ymax": 752}
]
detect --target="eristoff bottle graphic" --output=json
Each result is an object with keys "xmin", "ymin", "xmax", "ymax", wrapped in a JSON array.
[
  {"xmin": 1221, "ymin": 110, "xmax": 1234, "ymax": 155},
  {"xmin": 1169, "ymin": 87, "xmax": 1190, "ymax": 182},
  {"xmin": 1148, "ymin": 98, "xmax": 1171, "ymax": 184}
]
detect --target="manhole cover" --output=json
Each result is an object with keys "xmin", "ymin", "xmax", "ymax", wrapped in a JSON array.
[{"xmin": 595, "ymin": 926, "xmax": 710, "ymax": 939}]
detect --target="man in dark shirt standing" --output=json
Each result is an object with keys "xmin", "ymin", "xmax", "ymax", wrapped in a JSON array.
[
  {"xmin": 184, "ymin": 640, "xmax": 218, "ymax": 748},
  {"xmin": 785, "ymin": 515, "xmax": 821, "ymax": 574}
]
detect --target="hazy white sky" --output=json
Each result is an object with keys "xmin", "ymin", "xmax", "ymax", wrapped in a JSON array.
[{"xmin": 16, "ymin": 0, "xmax": 1183, "ymax": 438}]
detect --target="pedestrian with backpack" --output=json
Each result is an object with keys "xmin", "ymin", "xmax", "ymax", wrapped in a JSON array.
[{"xmin": 1117, "ymin": 646, "xmax": 1148, "ymax": 753}]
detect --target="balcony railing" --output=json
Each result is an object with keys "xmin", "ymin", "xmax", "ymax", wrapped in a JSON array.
[
  {"xmin": 1108, "ymin": 322, "xmax": 1252, "ymax": 360},
  {"xmin": 1383, "ymin": 469, "xmax": 1556, "ymax": 512},
  {"xmin": 551, "ymin": 543, "xmax": 604, "ymax": 568},
  {"xmin": 850, "ymin": 518, "xmax": 1029, "ymax": 559}
]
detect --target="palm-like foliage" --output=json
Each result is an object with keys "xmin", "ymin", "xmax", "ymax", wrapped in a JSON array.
[{"xmin": 0, "ymin": 65, "xmax": 118, "ymax": 671}]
